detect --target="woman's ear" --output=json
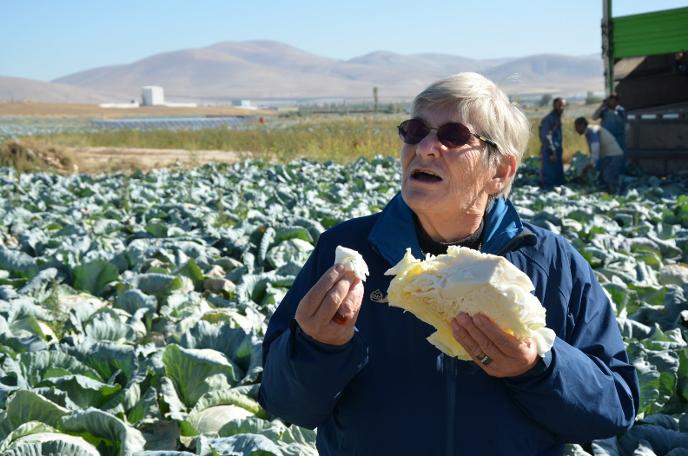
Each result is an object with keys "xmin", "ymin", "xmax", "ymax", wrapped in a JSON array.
[{"xmin": 488, "ymin": 154, "xmax": 517, "ymax": 194}]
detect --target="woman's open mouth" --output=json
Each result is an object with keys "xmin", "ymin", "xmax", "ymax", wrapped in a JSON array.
[{"xmin": 411, "ymin": 170, "xmax": 443, "ymax": 183}]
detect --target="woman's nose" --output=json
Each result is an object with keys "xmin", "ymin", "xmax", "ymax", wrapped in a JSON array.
[{"xmin": 415, "ymin": 131, "xmax": 442, "ymax": 158}]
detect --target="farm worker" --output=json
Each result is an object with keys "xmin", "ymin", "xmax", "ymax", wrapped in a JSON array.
[
  {"xmin": 539, "ymin": 97, "xmax": 567, "ymax": 189},
  {"xmin": 592, "ymin": 94, "xmax": 627, "ymax": 157},
  {"xmin": 260, "ymin": 73, "xmax": 639, "ymax": 456},
  {"xmin": 574, "ymin": 116, "xmax": 624, "ymax": 193}
]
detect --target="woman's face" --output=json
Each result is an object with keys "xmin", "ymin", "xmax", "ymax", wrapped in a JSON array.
[{"xmin": 400, "ymin": 104, "xmax": 500, "ymax": 224}]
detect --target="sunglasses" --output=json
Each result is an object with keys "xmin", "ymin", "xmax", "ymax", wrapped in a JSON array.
[{"xmin": 397, "ymin": 118, "xmax": 498, "ymax": 150}]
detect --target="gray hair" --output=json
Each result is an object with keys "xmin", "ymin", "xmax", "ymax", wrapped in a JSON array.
[{"xmin": 411, "ymin": 72, "xmax": 530, "ymax": 196}]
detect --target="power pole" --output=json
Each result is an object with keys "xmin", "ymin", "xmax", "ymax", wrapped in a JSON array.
[{"xmin": 602, "ymin": 0, "xmax": 614, "ymax": 95}]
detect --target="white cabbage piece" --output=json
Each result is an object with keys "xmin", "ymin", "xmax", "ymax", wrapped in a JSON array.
[
  {"xmin": 385, "ymin": 246, "xmax": 555, "ymax": 360},
  {"xmin": 334, "ymin": 246, "xmax": 369, "ymax": 282}
]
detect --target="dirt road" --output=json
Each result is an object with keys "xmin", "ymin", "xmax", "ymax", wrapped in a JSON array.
[{"xmin": 68, "ymin": 146, "xmax": 250, "ymax": 173}]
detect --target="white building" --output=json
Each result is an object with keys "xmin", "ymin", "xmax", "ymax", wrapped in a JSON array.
[
  {"xmin": 99, "ymin": 86, "xmax": 198, "ymax": 109},
  {"xmin": 142, "ymin": 86, "xmax": 165, "ymax": 106}
]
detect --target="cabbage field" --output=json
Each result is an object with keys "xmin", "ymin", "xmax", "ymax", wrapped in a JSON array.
[{"xmin": 1, "ymin": 157, "xmax": 687, "ymax": 456}]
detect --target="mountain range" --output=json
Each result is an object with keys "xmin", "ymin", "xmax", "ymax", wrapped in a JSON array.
[
  {"xmin": 0, "ymin": 76, "xmax": 124, "ymax": 104},
  {"xmin": 2, "ymin": 40, "xmax": 603, "ymax": 103}
]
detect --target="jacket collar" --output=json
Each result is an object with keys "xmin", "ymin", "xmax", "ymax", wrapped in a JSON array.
[{"xmin": 368, "ymin": 193, "xmax": 527, "ymax": 266}]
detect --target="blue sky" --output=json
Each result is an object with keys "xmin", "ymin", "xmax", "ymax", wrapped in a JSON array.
[{"xmin": 2, "ymin": 0, "xmax": 687, "ymax": 81}]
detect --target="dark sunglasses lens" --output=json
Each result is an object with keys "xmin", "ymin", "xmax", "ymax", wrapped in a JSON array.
[
  {"xmin": 399, "ymin": 119, "xmax": 429, "ymax": 144},
  {"xmin": 437, "ymin": 123, "xmax": 471, "ymax": 148}
]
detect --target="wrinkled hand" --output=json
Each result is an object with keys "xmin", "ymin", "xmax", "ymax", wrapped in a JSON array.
[
  {"xmin": 548, "ymin": 153, "xmax": 558, "ymax": 162},
  {"xmin": 295, "ymin": 264, "xmax": 364, "ymax": 346},
  {"xmin": 451, "ymin": 312, "xmax": 539, "ymax": 378}
]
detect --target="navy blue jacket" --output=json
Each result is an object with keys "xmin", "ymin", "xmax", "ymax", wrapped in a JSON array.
[{"xmin": 259, "ymin": 194, "xmax": 639, "ymax": 456}]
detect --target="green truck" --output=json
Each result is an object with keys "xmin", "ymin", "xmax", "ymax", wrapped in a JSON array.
[{"xmin": 602, "ymin": 2, "xmax": 688, "ymax": 174}]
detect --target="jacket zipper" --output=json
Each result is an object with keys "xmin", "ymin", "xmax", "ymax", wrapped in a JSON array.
[
  {"xmin": 442, "ymin": 228, "xmax": 534, "ymax": 455},
  {"xmin": 446, "ymin": 355, "xmax": 457, "ymax": 456}
]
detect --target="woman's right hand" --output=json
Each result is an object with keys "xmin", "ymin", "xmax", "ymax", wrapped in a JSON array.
[{"xmin": 295, "ymin": 264, "xmax": 364, "ymax": 346}]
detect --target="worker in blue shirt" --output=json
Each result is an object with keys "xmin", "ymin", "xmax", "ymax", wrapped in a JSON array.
[
  {"xmin": 592, "ymin": 94, "xmax": 626, "ymax": 156},
  {"xmin": 539, "ymin": 98, "xmax": 566, "ymax": 189}
]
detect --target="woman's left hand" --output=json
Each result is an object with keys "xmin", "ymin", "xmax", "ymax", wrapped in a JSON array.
[{"xmin": 451, "ymin": 312, "xmax": 539, "ymax": 377}]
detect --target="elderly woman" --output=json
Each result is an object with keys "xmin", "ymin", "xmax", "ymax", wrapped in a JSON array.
[{"xmin": 259, "ymin": 73, "xmax": 639, "ymax": 455}]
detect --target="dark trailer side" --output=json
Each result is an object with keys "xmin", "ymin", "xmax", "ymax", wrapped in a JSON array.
[{"xmin": 602, "ymin": 2, "xmax": 688, "ymax": 175}]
